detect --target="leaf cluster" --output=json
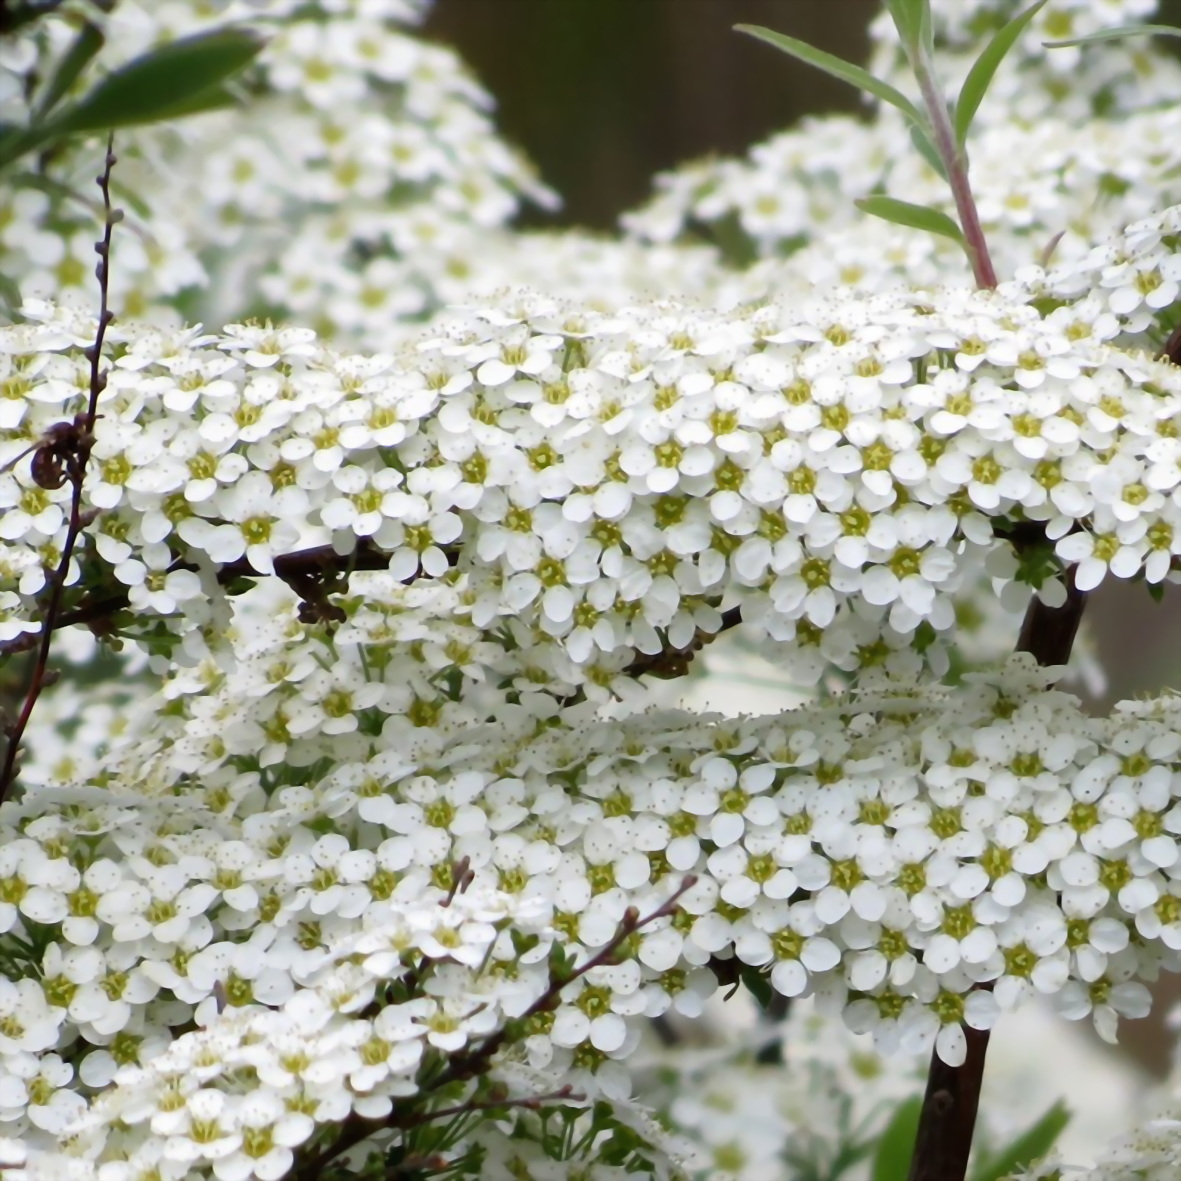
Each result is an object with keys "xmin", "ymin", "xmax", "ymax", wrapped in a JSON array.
[
  {"xmin": 0, "ymin": 17, "xmax": 265, "ymax": 172},
  {"xmin": 736, "ymin": 0, "xmax": 1048, "ymax": 261}
]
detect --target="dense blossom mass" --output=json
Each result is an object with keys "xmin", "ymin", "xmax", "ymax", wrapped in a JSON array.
[
  {"xmin": 4, "ymin": 211, "xmax": 1181, "ymax": 674},
  {"xmin": 1, "ymin": 211, "xmax": 1181, "ymax": 1172},
  {"xmin": 3, "ymin": 0, "xmax": 1181, "ymax": 1177},
  {"xmin": 4, "ymin": 633, "xmax": 1181, "ymax": 1177}
]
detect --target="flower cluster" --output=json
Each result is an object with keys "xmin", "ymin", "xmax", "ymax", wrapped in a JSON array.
[
  {"xmin": 1, "ymin": 630, "xmax": 1180, "ymax": 1175},
  {"xmin": 51, "ymin": 888, "xmax": 562, "ymax": 1181},
  {"xmin": 0, "ymin": 0, "xmax": 553, "ymax": 338},
  {"xmin": 3, "ymin": 232, "xmax": 1181, "ymax": 685}
]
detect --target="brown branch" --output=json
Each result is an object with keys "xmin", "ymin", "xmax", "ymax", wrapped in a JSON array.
[
  {"xmin": 0, "ymin": 539, "xmax": 451, "ymax": 655},
  {"xmin": 415, "ymin": 1085, "xmax": 581, "ymax": 1125},
  {"xmin": 908, "ymin": 1018, "xmax": 992, "ymax": 1181},
  {"xmin": 1162, "ymin": 318, "xmax": 1181, "ymax": 367},
  {"xmin": 1015, "ymin": 567, "xmax": 1087, "ymax": 668},
  {"xmin": 907, "ymin": 568, "xmax": 1087, "ymax": 1181},
  {"xmin": 0, "ymin": 137, "xmax": 120, "ymax": 804},
  {"xmin": 624, "ymin": 605, "xmax": 742, "ymax": 679},
  {"xmin": 5, "ymin": 544, "xmax": 748, "ymax": 684}
]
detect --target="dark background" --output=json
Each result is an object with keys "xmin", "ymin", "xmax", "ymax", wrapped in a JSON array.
[
  {"xmin": 425, "ymin": 0, "xmax": 1181, "ymax": 231},
  {"xmin": 426, "ymin": 0, "xmax": 877, "ymax": 229},
  {"xmin": 426, "ymin": 0, "xmax": 1181, "ymax": 1071}
]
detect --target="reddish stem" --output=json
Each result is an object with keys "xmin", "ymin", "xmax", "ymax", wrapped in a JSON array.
[{"xmin": 912, "ymin": 49, "xmax": 997, "ymax": 290}]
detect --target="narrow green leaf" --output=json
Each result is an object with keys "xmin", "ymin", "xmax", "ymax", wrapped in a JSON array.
[
  {"xmin": 34, "ymin": 21, "xmax": 105, "ymax": 118},
  {"xmin": 1044, "ymin": 22, "xmax": 1181, "ymax": 48},
  {"xmin": 955, "ymin": 0, "xmax": 1049, "ymax": 147},
  {"xmin": 47, "ymin": 27, "xmax": 264, "ymax": 135},
  {"xmin": 871, "ymin": 1096, "xmax": 923, "ymax": 1181},
  {"xmin": 971, "ymin": 1102, "xmax": 1070, "ymax": 1181},
  {"xmin": 919, "ymin": 1, "xmax": 934, "ymax": 57},
  {"xmin": 738, "ymin": 963, "xmax": 773, "ymax": 1010},
  {"xmin": 885, "ymin": 0, "xmax": 928, "ymax": 52},
  {"xmin": 136, "ymin": 82, "xmax": 240, "ymax": 123},
  {"xmin": 855, "ymin": 195, "xmax": 965, "ymax": 244},
  {"xmin": 0, "ymin": 271, "xmax": 23, "ymax": 320},
  {"xmin": 0, "ymin": 124, "xmax": 25, "ymax": 158},
  {"xmin": 0, "ymin": 126, "xmax": 48, "ymax": 172},
  {"xmin": 735, "ymin": 24, "xmax": 924, "ymax": 128},
  {"xmin": 910, "ymin": 122, "xmax": 948, "ymax": 180}
]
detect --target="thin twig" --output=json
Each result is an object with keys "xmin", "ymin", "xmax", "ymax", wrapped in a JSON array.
[
  {"xmin": 289, "ymin": 877, "xmax": 696, "ymax": 1181},
  {"xmin": 623, "ymin": 605, "xmax": 743, "ymax": 678},
  {"xmin": 0, "ymin": 136, "xmax": 120, "ymax": 804},
  {"xmin": 0, "ymin": 539, "xmax": 444, "ymax": 655},
  {"xmin": 416, "ymin": 1085, "xmax": 582, "ymax": 1125},
  {"xmin": 1, "ymin": 543, "xmax": 751, "ymax": 689}
]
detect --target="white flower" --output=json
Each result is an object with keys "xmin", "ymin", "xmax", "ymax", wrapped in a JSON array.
[
  {"xmin": 116, "ymin": 543, "xmax": 206, "ymax": 616},
  {"xmin": 899, "ymin": 984, "xmax": 1000, "ymax": 1066},
  {"xmin": 1054, "ymin": 975, "xmax": 1152, "ymax": 1043},
  {"xmin": 179, "ymin": 470, "xmax": 306, "ymax": 574},
  {"xmin": 1055, "ymin": 528, "xmax": 1144, "ymax": 591}
]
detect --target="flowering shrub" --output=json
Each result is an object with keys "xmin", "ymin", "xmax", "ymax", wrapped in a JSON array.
[{"xmin": 1, "ymin": 0, "xmax": 1181, "ymax": 1179}]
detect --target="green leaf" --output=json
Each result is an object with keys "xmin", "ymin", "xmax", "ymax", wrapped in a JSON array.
[
  {"xmin": 955, "ymin": 0, "xmax": 1048, "ymax": 147},
  {"xmin": 0, "ymin": 271, "xmax": 23, "ymax": 320},
  {"xmin": 34, "ymin": 21, "xmax": 105, "ymax": 119},
  {"xmin": 0, "ymin": 124, "xmax": 25, "ymax": 157},
  {"xmin": 1012, "ymin": 536, "xmax": 1061, "ymax": 589},
  {"xmin": 971, "ymin": 1101, "xmax": 1070, "ymax": 1181},
  {"xmin": 46, "ymin": 27, "xmax": 264, "ymax": 135},
  {"xmin": 0, "ymin": 127, "xmax": 47, "ymax": 172},
  {"xmin": 910, "ymin": 122, "xmax": 948, "ymax": 180},
  {"xmin": 510, "ymin": 930, "xmax": 540, "ymax": 958},
  {"xmin": 135, "ymin": 82, "xmax": 240, "ymax": 123},
  {"xmin": 918, "ymin": 1, "xmax": 934, "ymax": 58},
  {"xmin": 871, "ymin": 1096, "xmax": 923, "ymax": 1181},
  {"xmin": 739, "ymin": 963, "xmax": 773, "ymax": 1009},
  {"xmin": 855, "ymin": 195, "xmax": 965, "ymax": 244},
  {"xmin": 735, "ymin": 24, "xmax": 925, "ymax": 128},
  {"xmin": 221, "ymin": 574, "xmax": 259, "ymax": 598},
  {"xmin": 1044, "ymin": 22, "xmax": 1181, "ymax": 48},
  {"xmin": 707, "ymin": 210, "xmax": 760, "ymax": 269},
  {"xmin": 885, "ymin": 0, "xmax": 929, "ymax": 52}
]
